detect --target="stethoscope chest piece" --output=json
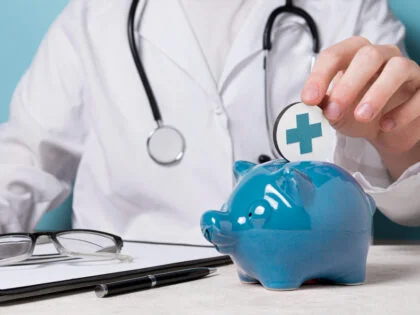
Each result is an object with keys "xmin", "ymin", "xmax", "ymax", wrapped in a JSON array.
[
  {"xmin": 147, "ymin": 124, "xmax": 186, "ymax": 166},
  {"xmin": 273, "ymin": 102, "xmax": 334, "ymax": 162}
]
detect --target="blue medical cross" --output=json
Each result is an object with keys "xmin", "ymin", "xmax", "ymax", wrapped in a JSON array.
[{"xmin": 286, "ymin": 113, "xmax": 322, "ymax": 154}]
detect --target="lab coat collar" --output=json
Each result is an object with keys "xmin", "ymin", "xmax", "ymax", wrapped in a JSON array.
[
  {"xmin": 218, "ymin": 0, "xmax": 280, "ymax": 93},
  {"xmin": 136, "ymin": 0, "xmax": 285, "ymax": 101},
  {"xmin": 136, "ymin": 0, "xmax": 219, "ymax": 102}
]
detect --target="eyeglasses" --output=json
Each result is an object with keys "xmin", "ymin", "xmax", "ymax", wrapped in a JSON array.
[{"xmin": 0, "ymin": 229, "xmax": 132, "ymax": 266}]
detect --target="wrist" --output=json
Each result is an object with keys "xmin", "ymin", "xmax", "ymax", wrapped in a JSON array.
[{"xmin": 371, "ymin": 141, "xmax": 420, "ymax": 181}]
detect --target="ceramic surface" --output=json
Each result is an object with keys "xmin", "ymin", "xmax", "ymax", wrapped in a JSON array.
[{"xmin": 201, "ymin": 160, "xmax": 376, "ymax": 290}]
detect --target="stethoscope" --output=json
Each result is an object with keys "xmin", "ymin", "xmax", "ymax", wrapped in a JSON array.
[{"xmin": 128, "ymin": 0, "xmax": 320, "ymax": 166}]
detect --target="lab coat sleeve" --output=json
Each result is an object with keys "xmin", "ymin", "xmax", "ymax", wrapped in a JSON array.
[
  {"xmin": 0, "ymin": 1, "xmax": 87, "ymax": 232},
  {"xmin": 333, "ymin": 0, "xmax": 420, "ymax": 226}
]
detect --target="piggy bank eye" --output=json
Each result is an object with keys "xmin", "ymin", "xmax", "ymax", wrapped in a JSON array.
[
  {"xmin": 248, "ymin": 200, "xmax": 272, "ymax": 224},
  {"xmin": 248, "ymin": 205, "xmax": 265, "ymax": 218}
]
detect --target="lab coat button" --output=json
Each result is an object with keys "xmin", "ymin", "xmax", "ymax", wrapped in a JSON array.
[
  {"xmin": 215, "ymin": 107, "xmax": 223, "ymax": 115},
  {"xmin": 217, "ymin": 114, "xmax": 229, "ymax": 129}
]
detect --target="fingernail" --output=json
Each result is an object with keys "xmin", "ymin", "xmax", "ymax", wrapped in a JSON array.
[
  {"xmin": 355, "ymin": 103, "xmax": 374, "ymax": 121},
  {"xmin": 324, "ymin": 102, "xmax": 341, "ymax": 120},
  {"xmin": 381, "ymin": 118, "xmax": 396, "ymax": 131},
  {"xmin": 302, "ymin": 83, "xmax": 319, "ymax": 101}
]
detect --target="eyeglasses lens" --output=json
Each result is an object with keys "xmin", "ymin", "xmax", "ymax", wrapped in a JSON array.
[
  {"xmin": 0, "ymin": 236, "xmax": 32, "ymax": 262},
  {"xmin": 55, "ymin": 232, "xmax": 119, "ymax": 255}
]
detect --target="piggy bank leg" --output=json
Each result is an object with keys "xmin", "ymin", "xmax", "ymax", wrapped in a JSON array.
[
  {"xmin": 334, "ymin": 264, "xmax": 366, "ymax": 286},
  {"xmin": 259, "ymin": 279, "xmax": 302, "ymax": 291},
  {"xmin": 237, "ymin": 271, "xmax": 259, "ymax": 284},
  {"xmin": 237, "ymin": 270, "xmax": 303, "ymax": 289},
  {"xmin": 256, "ymin": 268, "xmax": 305, "ymax": 290}
]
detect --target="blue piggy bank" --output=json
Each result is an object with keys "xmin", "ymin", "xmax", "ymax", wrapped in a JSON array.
[{"xmin": 201, "ymin": 160, "xmax": 376, "ymax": 290}]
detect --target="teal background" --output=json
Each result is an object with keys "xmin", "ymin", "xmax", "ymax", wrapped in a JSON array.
[{"xmin": 0, "ymin": 0, "xmax": 419, "ymax": 239}]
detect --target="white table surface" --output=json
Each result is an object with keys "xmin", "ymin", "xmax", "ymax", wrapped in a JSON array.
[{"xmin": 3, "ymin": 245, "xmax": 420, "ymax": 315}]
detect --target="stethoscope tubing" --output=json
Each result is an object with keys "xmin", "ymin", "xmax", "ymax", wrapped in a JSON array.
[
  {"xmin": 262, "ymin": 0, "xmax": 319, "ymax": 161},
  {"xmin": 128, "ymin": 0, "xmax": 320, "ymax": 165},
  {"xmin": 128, "ymin": 0, "xmax": 162, "ymax": 124},
  {"xmin": 263, "ymin": 0, "xmax": 320, "ymax": 54}
]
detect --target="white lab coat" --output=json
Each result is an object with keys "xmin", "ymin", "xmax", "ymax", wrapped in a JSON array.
[{"xmin": 0, "ymin": 0, "xmax": 419, "ymax": 245}]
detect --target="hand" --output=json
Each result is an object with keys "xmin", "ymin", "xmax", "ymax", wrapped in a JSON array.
[{"xmin": 301, "ymin": 36, "xmax": 420, "ymax": 179}]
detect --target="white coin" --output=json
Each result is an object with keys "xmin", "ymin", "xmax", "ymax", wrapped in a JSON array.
[{"xmin": 273, "ymin": 102, "xmax": 334, "ymax": 162}]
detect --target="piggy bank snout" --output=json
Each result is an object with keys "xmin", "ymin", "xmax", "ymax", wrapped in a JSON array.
[
  {"xmin": 201, "ymin": 210, "xmax": 229, "ymax": 244},
  {"xmin": 202, "ymin": 226, "xmax": 213, "ymax": 243}
]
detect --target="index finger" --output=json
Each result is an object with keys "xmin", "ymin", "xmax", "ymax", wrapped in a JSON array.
[{"xmin": 301, "ymin": 36, "xmax": 371, "ymax": 105}]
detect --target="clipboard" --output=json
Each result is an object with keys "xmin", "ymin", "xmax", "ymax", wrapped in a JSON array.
[{"xmin": 0, "ymin": 240, "xmax": 232, "ymax": 303}]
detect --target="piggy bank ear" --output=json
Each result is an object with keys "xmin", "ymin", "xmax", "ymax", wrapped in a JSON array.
[
  {"xmin": 276, "ymin": 168, "xmax": 315, "ymax": 208},
  {"xmin": 233, "ymin": 161, "xmax": 256, "ymax": 182}
]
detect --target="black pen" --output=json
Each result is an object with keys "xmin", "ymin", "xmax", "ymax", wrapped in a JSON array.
[{"xmin": 95, "ymin": 267, "xmax": 217, "ymax": 298}]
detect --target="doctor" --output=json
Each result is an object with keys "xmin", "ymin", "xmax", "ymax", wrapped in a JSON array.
[{"xmin": 0, "ymin": 0, "xmax": 419, "ymax": 245}]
